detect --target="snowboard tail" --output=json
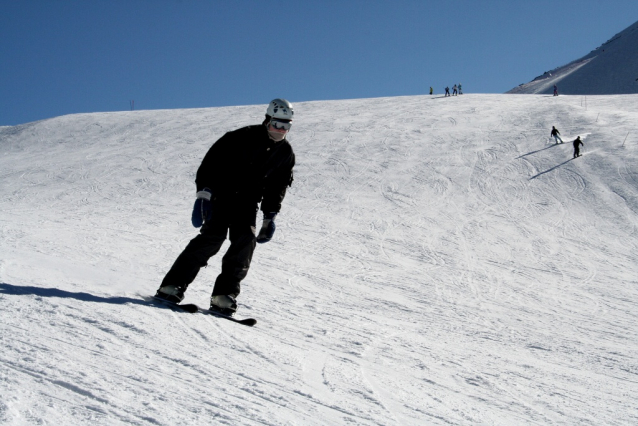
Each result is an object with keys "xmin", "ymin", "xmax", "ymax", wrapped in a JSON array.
[{"xmin": 203, "ymin": 308, "xmax": 257, "ymax": 326}]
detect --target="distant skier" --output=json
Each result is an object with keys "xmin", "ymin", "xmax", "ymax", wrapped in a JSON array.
[
  {"xmin": 430, "ymin": 87, "xmax": 433, "ymax": 95},
  {"xmin": 573, "ymin": 136, "xmax": 583, "ymax": 158},
  {"xmin": 453, "ymin": 84, "xmax": 458, "ymax": 96},
  {"xmin": 445, "ymin": 86, "xmax": 450, "ymax": 97},
  {"xmin": 458, "ymin": 84, "xmax": 463, "ymax": 95},
  {"xmin": 550, "ymin": 126, "xmax": 564, "ymax": 144},
  {"xmin": 155, "ymin": 99, "xmax": 296, "ymax": 316},
  {"xmin": 553, "ymin": 85, "xmax": 558, "ymax": 96}
]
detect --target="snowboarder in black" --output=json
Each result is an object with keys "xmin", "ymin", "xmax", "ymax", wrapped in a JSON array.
[
  {"xmin": 155, "ymin": 99, "xmax": 296, "ymax": 315},
  {"xmin": 573, "ymin": 136, "xmax": 583, "ymax": 158},
  {"xmin": 553, "ymin": 85, "xmax": 558, "ymax": 96},
  {"xmin": 550, "ymin": 126, "xmax": 564, "ymax": 144},
  {"xmin": 445, "ymin": 86, "xmax": 450, "ymax": 97}
]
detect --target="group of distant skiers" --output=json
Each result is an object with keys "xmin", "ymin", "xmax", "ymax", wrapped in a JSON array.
[
  {"xmin": 429, "ymin": 85, "xmax": 462, "ymax": 96},
  {"xmin": 444, "ymin": 84, "xmax": 462, "ymax": 96},
  {"xmin": 432, "ymin": 83, "xmax": 557, "ymax": 96},
  {"xmin": 550, "ymin": 126, "xmax": 583, "ymax": 158}
]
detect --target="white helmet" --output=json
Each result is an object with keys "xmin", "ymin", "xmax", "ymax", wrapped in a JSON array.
[{"xmin": 266, "ymin": 98, "xmax": 294, "ymax": 120}]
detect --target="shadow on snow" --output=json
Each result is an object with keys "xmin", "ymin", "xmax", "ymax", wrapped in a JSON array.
[
  {"xmin": 516, "ymin": 142, "xmax": 563, "ymax": 159},
  {"xmin": 0, "ymin": 282, "xmax": 148, "ymax": 307},
  {"xmin": 529, "ymin": 157, "xmax": 575, "ymax": 180},
  {"xmin": 516, "ymin": 143, "xmax": 575, "ymax": 180}
]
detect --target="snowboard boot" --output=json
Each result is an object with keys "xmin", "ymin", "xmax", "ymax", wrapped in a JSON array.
[
  {"xmin": 155, "ymin": 284, "xmax": 186, "ymax": 304},
  {"xmin": 210, "ymin": 294, "xmax": 237, "ymax": 316}
]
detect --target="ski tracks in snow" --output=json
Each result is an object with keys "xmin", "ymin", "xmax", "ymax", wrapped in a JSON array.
[{"xmin": 2, "ymin": 95, "xmax": 638, "ymax": 424}]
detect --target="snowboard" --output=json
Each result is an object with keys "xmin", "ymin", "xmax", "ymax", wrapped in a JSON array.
[{"xmin": 143, "ymin": 295, "xmax": 257, "ymax": 326}]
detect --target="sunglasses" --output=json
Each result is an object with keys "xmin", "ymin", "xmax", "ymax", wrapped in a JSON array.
[{"xmin": 269, "ymin": 118, "xmax": 292, "ymax": 131}]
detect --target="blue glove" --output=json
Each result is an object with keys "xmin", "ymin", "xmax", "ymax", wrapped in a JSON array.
[
  {"xmin": 191, "ymin": 188, "xmax": 213, "ymax": 228},
  {"xmin": 256, "ymin": 212, "xmax": 277, "ymax": 243}
]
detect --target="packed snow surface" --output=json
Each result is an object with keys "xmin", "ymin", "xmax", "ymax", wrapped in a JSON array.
[{"xmin": 1, "ymin": 94, "xmax": 637, "ymax": 425}]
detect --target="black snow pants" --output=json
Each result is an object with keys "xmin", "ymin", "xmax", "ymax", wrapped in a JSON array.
[{"xmin": 160, "ymin": 199, "xmax": 258, "ymax": 297}]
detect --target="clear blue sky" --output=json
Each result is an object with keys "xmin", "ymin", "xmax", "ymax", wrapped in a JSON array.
[{"xmin": 2, "ymin": 0, "xmax": 638, "ymax": 126}]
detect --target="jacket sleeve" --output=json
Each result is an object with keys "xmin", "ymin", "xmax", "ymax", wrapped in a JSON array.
[
  {"xmin": 195, "ymin": 132, "xmax": 234, "ymax": 192},
  {"xmin": 260, "ymin": 151, "xmax": 295, "ymax": 213}
]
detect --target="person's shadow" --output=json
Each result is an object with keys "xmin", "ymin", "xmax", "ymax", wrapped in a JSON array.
[
  {"xmin": 529, "ymin": 157, "xmax": 575, "ymax": 180},
  {"xmin": 0, "ymin": 282, "xmax": 149, "ymax": 306},
  {"xmin": 516, "ymin": 142, "xmax": 560, "ymax": 159},
  {"xmin": 516, "ymin": 143, "xmax": 574, "ymax": 180}
]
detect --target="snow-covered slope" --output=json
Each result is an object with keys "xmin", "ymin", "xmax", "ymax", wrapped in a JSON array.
[
  {"xmin": 508, "ymin": 20, "xmax": 638, "ymax": 95},
  {"xmin": 1, "ymin": 94, "xmax": 637, "ymax": 425}
]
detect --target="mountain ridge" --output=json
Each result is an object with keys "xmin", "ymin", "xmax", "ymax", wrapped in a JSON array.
[{"xmin": 508, "ymin": 20, "xmax": 638, "ymax": 95}]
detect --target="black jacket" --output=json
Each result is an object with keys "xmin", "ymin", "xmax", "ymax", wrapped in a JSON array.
[{"xmin": 195, "ymin": 124, "xmax": 295, "ymax": 213}]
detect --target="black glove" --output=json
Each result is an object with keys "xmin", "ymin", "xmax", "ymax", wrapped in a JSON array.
[
  {"xmin": 191, "ymin": 188, "xmax": 213, "ymax": 228},
  {"xmin": 256, "ymin": 212, "xmax": 277, "ymax": 243}
]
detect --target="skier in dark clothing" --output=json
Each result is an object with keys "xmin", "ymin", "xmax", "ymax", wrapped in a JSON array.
[
  {"xmin": 573, "ymin": 136, "xmax": 583, "ymax": 158},
  {"xmin": 550, "ymin": 126, "xmax": 564, "ymax": 144},
  {"xmin": 553, "ymin": 85, "xmax": 558, "ymax": 96},
  {"xmin": 445, "ymin": 86, "xmax": 450, "ymax": 97},
  {"xmin": 155, "ymin": 99, "xmax": 296, "ymax": 315}
]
